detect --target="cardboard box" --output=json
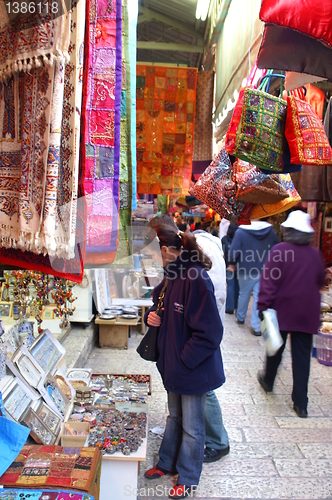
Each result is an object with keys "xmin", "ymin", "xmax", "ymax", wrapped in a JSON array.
[{"xmin": 61, "ymin": 421, "xmax": 90, "ymax": 447}]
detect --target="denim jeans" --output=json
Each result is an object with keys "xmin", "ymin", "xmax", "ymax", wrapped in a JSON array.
[
  {"xmin": 158, "ymin": 391, "xmax": 206, "ymax": 486},
  {"xmin": 236, "ymin": 273, "xmax": 261, "ymax": 332},
  {"xmin": 204, "ymin": 391, "xmax": 229, "ymax": 450},
  {"xmin": 225, "ymin": 269, "xmax": 239, "ymax": 313}
]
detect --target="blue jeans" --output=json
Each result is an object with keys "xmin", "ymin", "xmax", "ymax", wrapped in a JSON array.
[
  {"xmin": 225, "ymin": 269, "xmax": 239, "ymax": 313},
  {"xmin": 158, "ymin": 391, "xmax": 206, "ymax": 486},
  {"xmin": 236, "ymin": 273, "xmax": 261, "ymax": 332},
  {"xmin": 204, "ymin": 391, "xmax": 229, "ymax": 450}
]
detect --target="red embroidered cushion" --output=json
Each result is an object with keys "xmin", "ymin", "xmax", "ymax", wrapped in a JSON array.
[
  {"xmin": 225, "ymin": 87, "xmax": 245, "ymax": 155},
  {"xmin": 259, "ymin": 0, "xmax": 332, "ymax": 48},
  {"xmin": 285, "ymin": 95, "xmax": 332, "ymax": 166}
]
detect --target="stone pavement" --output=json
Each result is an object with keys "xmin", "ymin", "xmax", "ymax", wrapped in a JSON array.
[{"xmin": 85, "ymin": 305, "xmax": 332, "ymax": 500}]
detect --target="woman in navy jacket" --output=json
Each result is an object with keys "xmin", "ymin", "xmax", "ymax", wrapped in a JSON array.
[{"xmin": 144, "ymin": 222, "xmax": 225, "ymax": 499}]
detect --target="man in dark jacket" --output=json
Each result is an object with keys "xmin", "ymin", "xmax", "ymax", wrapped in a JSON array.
[{"xmin": 229, "ymin": 220, "xmax": 279, "ymax": 335}]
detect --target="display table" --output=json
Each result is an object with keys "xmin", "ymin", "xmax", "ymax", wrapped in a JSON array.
[
  {"xmin": 110, "ymin": 299, "xmax": 153, "ymax": 334},
  {"xmin": 95, "ymin": 316, "xmax": 139, "ymax": 348},
  {"xmin": 100, "ymin": 437, "xmax": 147, "ymax": 500}
]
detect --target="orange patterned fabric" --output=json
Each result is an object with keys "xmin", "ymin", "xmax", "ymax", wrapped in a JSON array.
[{"xmin": 136, "ymin": 65, "xmax": 197, "ymax": 195}]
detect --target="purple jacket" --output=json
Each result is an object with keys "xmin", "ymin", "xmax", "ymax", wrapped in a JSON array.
[{"xmin": 258, "ymin": 243, "xmax": 326, "ymax": 335}]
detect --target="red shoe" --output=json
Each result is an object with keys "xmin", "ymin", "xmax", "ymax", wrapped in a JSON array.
[
  {"xmin": 169, "ymin": 485, "xmax": 192, "ymax": 499},
  {"xmin": 145, "ymin": 465, "xmax": 169, "ymax": 479}
]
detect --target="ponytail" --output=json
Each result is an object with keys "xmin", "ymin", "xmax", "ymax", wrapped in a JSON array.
[{"xmin": 179, "ymin": 232, "xmax": 212, "ymax": 270}]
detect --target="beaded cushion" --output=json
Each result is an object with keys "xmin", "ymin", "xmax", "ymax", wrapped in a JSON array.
[
  {"xmin": 189, "ymin": 149, "xmax": 246, "ymax": 223},
  {"xmin": 285, "ymin": 95, "xmax": 332, "ymax": 166},
  {"xmin": 234, "ymin": 88, "xmax": 287, "ymax": 172}
]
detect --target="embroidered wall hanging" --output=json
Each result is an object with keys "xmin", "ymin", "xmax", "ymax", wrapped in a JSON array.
[
  {"xmin": 0, "ymin": 445, "xmax": 101, "ymax": 496},
  {"xmin": 0, "ymin": 0, "xmax": 88, "ymax": 282},
  {"xmin": 84, "ymin": 0, "xmax": 122, "ymax": 265},
  {"xmin": 193, "ymin": 70, "xmax": 214, "ymax": 162},
  {"xmin": 136, "ymin": 65, "xmax": 197, "ymax": 195}
]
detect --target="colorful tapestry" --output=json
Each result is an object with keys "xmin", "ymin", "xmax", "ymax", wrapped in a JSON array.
[
  {"xmin": 193, "ymin": 71, "xmax": 214, "ymax": 162},
  {"xmin": 0, "ymin": 490, "xmax": 94, "ymax": 500},
  {"xmin": 84, "ymin": 0, "xmax": 122, "ymax": 265},
  {"xmin": 136, "ymin": 65, "xmax": 198, "ymax": 195},
  {"xmin": 0, "ymin": 65, "xmax": 53, "ymax": 251},
  {"xmin": 0, "ymin": 0, "xmax": 71, "ymax": 79},
  {"xmin": 128, "ymin": 0, "xmax": 138, "ymax": 211},
  {"xmin": 0, "ymin": 0, "xmax": 88, "ymax": 282},
  {"xmin": 0, "ymin": 446, "xmax": 101, "ymax": 496},
  {"xmin": 322, "ymin": 231, "xmax": 332, "ymax": 266}
]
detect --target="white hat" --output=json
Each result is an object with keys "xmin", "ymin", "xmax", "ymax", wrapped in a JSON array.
[{"xmin": 281, "ymin": 210, "xmax": 314, "ymax": 233}]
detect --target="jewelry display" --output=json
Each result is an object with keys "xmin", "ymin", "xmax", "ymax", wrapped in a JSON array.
[
  {"xmin": 66, "ymin": 368, "xmax": 92, "ymax": 380},
  {"xmin": 3, "ymin": 385, "xmax": 32, "ymax": 421},
  {"xmin": 36, "ymin": 401, "xmax": 61, "ymax": 434},
  {"xmin": 87, "ymin": 409, "xmax": 147, "ymax": 455},
  {"xmin": 29, "ymin": 330, "xmax": 65, "ymax": 373},
  {"xmin": 70, "ymin": 379, "xmax": 88, "ymax": 389},
  {"xmin": 16, "ymin": 356, "xmax": 42, "ymax": 388},
  {"xmin": 44, "ymin": 381, "xmax": 66, "ymax": 417},
  {"xmin": 21, "ymin": 408, "xmax": 56, "ymax": 445}
]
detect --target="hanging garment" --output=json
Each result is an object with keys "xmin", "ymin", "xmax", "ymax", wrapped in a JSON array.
[
  {"xmin": 193, "ymin": 71, "xmax": 214, "ymax": 162},
  {"xmin": 0, "ymin": 0, "xmax": 88, "ymax": 282},
  {"xmin": 305, "ymin": 84, "xmax": 326, "ymax": 120},
  {"xmin": 0, "ymin": 0, "xmax": 71, "ymax": 79},
  {"xmin": 136, "ymin": 65, "xmax": 198, "ymax": 195},
  {"xmin": 257, "ymin": 24, "xmax": 332, "ymax": 81},
  {"xmin": 84, "ymin": 0, "xmax": 122, "ymax": 265}
]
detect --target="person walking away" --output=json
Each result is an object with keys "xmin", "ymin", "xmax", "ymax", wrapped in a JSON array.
[
  {"xmin": 257, "ymin": 210, "xmax": 326, "ymax": 417},
  {"xmin": 193, "ymin": 228, "xmax": 230, "ymax": 463},
  {"xmin": 229, "ymin": 219, "xmax": 279, "ymax": 336},
  {"xmin": 143, "ymin": 222, "xmax": 225, "ymax": 498},
  {"xmin": 222, "ymin": 223, "xmax": 239, "ymax": 315}
]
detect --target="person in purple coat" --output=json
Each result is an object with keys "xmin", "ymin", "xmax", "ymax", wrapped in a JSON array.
[{"xmin": 257, "ymin": 210, "xmax": 326, "ymax": 418}]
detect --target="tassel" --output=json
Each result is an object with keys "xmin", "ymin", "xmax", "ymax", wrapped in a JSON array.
[
  {"xmin": 27, "ymin": 59, "xmax": 32, "ymax": 72},
  {"xmin": 18, "ymin": 60, "xmax": 23, "ymax": 72},
  {"xmin": 35, "ymin": 57, "xmax": 42, "ymax": 68},
  {"xmin": 22, "ymin": 59, "xmax": 27, "ymax": 72},
  {"xmin": 42, "ymin": 55, "xmax": 48, "ymax": 66},
  {"xmin": 14, "ymin": 61, "xmax": 19, "ymax": 72}
]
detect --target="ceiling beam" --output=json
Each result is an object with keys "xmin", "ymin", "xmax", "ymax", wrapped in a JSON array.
[
  {"xmin": 138, "ymin": 6, "xmax": 204, "ymax": 45},
  {"xmin": 137, "ymin": 41, "xmax": 204, "ymax": 53}
]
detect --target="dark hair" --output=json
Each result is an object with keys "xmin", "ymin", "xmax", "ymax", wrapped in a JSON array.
[
  {"xmin": 282, "ymin": 227, "xmax": 313, "ymax": 245},
  {"xmin": 195, "ymin": 221, "xmax": 201, "ymax": 230},
  {"xmin": 147, "ymin": 218, "xmax": 212, "ymax": 270},
  {"xmin": 148, "ymin": 215, "xmax": 177, "ymax": 231},
  {"xmin": 227, "ymin": 222, "xmax": 238, "ymax": 241}
]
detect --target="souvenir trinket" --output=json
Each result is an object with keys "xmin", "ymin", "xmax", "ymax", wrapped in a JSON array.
[
  {"xmin": 22, "ymin": 408, "xmax": 56, "ymax": 445},
  {"xmin": 76, "ymin": 386, "xmax": 92, "ymax": 401}
]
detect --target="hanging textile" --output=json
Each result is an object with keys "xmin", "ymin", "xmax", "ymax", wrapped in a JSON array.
[
  {"xmin": 0, "ymin": 0, "xmax": 71, "ymax": 79},
  {"xmin": 128, "ymin": 0, "xmax": 138, "ymax": 211},
  {"xmin": 193, "ymin": 71, "xmax": 214, "ymax": 163},
  {"xmin": 136, "ymin": 65, "xmax": 198, "ymax": 195},
  {"xmin": 0, "ymin": 490, "xmax": 95, "ymax": 500},
  {"xmin": 84, "ymin": 0, "xmax": 122, "ymax": 265},
  {"xmin": 0, "ymin": 65, "xmax": 53, "ymax": 252},
  {"xmin": 305, "ymin": 85, "xmax": 326, "ymax": 120},
  {"xmin": 0, "ymin": 0, "xmax": 88, "ymax": 282}
]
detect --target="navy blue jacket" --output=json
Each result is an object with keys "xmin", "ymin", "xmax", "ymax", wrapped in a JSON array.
[
  {"xmin": 229, "ymin": 223, "xmax": 279, "ymax": 278},
  {"xmin": 145, "ymin": 253, "xmax": 225, "ymax": 395}
]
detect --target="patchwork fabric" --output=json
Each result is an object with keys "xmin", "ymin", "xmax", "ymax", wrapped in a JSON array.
[
  {"xmin": 136, "ymin": 65, "xmax": 197, "ymax": 195},
  {"xmin": 84, "ymin": 0, "xmax": 122, "ymax": 265},
  {"xmin": 285, "ymin": 95, "xmax": 332, "ymax": 165},
  {"xmin": 234, "ymin": 87, "xmax": 287, "ymax": 172},
  {"xmin": 0, "ymin": 446, "xmax": 101, "ymax": 495}
]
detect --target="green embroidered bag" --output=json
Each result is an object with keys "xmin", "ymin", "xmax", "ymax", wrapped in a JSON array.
[{"xmin": 234, "ymin": 72, "xmax": 287, "ymax": 173}]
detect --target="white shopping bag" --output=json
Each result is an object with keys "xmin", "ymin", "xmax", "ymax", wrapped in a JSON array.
[{"xmin": 260, "ymin": 309, "xmax": 284, "ymax": 356}]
